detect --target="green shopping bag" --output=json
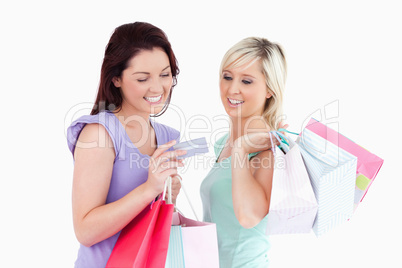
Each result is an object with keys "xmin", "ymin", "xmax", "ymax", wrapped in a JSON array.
[{"xmin": 165, "ymin": 226, "xmax": 185, "ymax": 267}]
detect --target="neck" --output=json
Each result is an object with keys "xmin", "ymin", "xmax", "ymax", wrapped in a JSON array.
[{"xmin": 114, "ymin": 103, "xmax": 151, "ymax": 131}]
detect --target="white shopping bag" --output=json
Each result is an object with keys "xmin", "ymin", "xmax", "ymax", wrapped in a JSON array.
[
  {"xmin": 296, "ymin": 128, "xmax": 357, "ymax": 237},
  {"xmin": 266, "ymin": 132, "xmax": 318, "ymax": 235}
]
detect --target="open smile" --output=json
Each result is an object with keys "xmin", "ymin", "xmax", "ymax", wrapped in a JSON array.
[
  {"xmin": 227, "ymin": 97, "xmax": 244, "ymax": 107},
  {"xmin": 144, "ymin": 94, "xmax": 163, "ymax": 104}
]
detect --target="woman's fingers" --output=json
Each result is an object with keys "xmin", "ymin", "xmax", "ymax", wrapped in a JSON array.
[
  {"xmin": 151, "ymin": 144, "xmax": 186, "ymax": 167},
  {"xmin": 151, "ymin": 159, "xmax": 184, "ymax": 174},
  {"xmin": 161, "ymin": 168, "xmax": 183, "ymax": 179},
  {"xmin": 278, "ymin": 122, "xmax": 289, "ymax": 134},
  {"xmin": 150, "ymin": 150, "xmax": 186, "ymax": 173},
  {"xmin": 165, "ymin": 176, "xmax": 181, "ymax": 201},
  {"xmin": 171, "ymin": 175, "xmax": 181, "ymax": 186},
  {"xmin": 151, "ymin": 140, "xmax": 177, "ymax": 159},
  {"xmin": 166, "ymin": 177, "xmax": 181, "ymax": 193},
  {"xmin": 158, "ymin": 150, "xmax": 187, "ymax": 162},
  {"xmin": 148, "ymin": 142, "xmax": 185, "ymax": 200}
]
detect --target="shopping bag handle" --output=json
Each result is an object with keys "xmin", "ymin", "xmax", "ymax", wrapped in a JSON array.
[
  {"xmin": 278, "ymin": 128, "xmax": 343, "ymax": 166},
  {"xmin": 269, "ymin": 129, "xmax": 303, "ymax": 156},
  {"xmin": 269, "ymin": 131, "xmax": 281, "ymax": 156},
  {"xmin": 277, "ymin": 128, "xmax": 299, "ymax": 136},
  {"xmin": 269, "ymin": 130, "xmax": 291, "ymax": 156},
  {"xmin": 152, "ymin": 177, "xmax": 173, "ymax": 209},
  {"xmin": 161, "ymin": 176, "xmax": 172, "ymax": 205},
  {"xmin": 165, "ymin": 175, "xmax": 200, "ymax": 221}
]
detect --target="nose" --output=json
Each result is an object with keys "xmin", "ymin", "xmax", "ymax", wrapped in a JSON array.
[
  {"xmin": 227, "ymin": 79, "xmax": 241, "ymax": 95},
  {"xmin": 149, "ymin": 77, "xmax": 165, "ymax": 94}
]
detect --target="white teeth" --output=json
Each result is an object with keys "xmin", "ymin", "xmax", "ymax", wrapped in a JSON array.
[
  {"xmin": 144, "ymin": 95, "xmax": 162, "ymax": 103},
  {"xmin": 228, "ymin": 98, "xmax": 244, "ymax": 105}
]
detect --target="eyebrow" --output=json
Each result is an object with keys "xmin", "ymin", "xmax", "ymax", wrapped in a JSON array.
[
  {"xmin": 222, "ymin": 70, "xmax": 257, "ymax": 79},
  {"xmin": 132, "ymin": 65, "xmax": 170, "ymax": 75},
  {"xmin": 243, "ymin": 74, "xmax": 257, "ymax": 79}
]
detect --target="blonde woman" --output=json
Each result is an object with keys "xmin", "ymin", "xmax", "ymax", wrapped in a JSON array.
[{"xmin": 200, "ymin": 37, "xmax": 288, "ymax": 267}]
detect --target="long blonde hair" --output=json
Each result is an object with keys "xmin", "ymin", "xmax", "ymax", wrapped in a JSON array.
[{"xmin": 220, "ymin": 37, "xmax": 287, "ymax": 130}]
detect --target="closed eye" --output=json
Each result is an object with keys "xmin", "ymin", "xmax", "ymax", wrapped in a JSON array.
[
  {"xmin": 160, "ymin": 72, "xmax": 171, "ymax": 78},
  {"xmin": 223, "ymin": 75, "xmax": 232, "ymax": 81},
  {"xmin": 242, "ymin": 80, "xmax": 252, "ymax": 85}
]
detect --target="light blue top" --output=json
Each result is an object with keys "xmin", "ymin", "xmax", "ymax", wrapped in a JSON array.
[{"xmin": 200, "ymin": 133, "xmax": 270, "ymax": 268}]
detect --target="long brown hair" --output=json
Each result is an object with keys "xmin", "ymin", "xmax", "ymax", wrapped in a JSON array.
[{"xmin": 90, "ymin": 22, "xmax": 179, "ymax": 116}]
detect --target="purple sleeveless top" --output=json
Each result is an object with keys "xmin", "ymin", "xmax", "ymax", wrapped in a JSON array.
[{"xmin": 67, "ymin": 111, "xmax": 180, "ymax": 268}]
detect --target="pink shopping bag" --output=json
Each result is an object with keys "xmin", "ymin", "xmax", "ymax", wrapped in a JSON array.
[
  {"xmin": 305, "ymin": 118, "xmax": 384, "ymax": 209},
  {"xmin": 106, "ymin": 199, "xmax": 174, "ymax": 268},
  {"xmin": 106, "ymin": 179, "xmax": 174, "ymax": 268},
  {"xmin": 169, "ymin": 212, "xmax": 220, "ymax": 268},
  {"xmin": 165, "ymin": 175, "xmax": 219, "ymax": 268}
]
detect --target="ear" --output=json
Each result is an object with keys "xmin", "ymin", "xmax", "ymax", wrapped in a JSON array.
[
  {"xmin": 266, "ymin": 92, "xmax": 272, "ymax": 99},
  {"xmin": 112, "ymin": 77, "xmax": 121, "ymax": 88}
]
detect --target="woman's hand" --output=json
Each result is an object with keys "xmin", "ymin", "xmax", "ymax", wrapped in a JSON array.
[
  {"xmin": 278, "ymin": 121, "xmax": 289, "ymax": 135},
  {"xmin": 232, "ymin": 132, "xmax": 279, "ymax": 156},
  {"xmin": 233, "ymin": 121, "xmax": 289, "ymax": 155},
  {"xmin": 164, "ymin": 175, "xmax": 182, "ymax": 205},
  {"xmin": 145, "ymin": 140, "xmax": 186, "ymax": 198}
]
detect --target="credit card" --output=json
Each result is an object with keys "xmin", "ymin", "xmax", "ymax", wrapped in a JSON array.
[{"xmin": 173, "ymin": 137, "xmax": 209, "ymax": 159}]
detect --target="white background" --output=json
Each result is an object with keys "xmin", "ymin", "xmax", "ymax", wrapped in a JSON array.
[{"xmin": 1, "ymin": 0, "xmax": 401, "ymax": 267}]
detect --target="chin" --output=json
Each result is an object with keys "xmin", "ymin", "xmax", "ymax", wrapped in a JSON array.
[
  {"xmin": 151, "ymin": 103, "xmax": 167, "ymax": 114},
  {"xmin": 149, "ymin": 107, "xmax": 163, "ymax": 115}
]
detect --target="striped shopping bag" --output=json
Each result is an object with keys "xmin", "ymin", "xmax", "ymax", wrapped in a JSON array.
[
  {"xmin": 296, "ymin": 128, "xmax": 357, "ymax": 237},
  {"xmin": 305, "ymin": 118, "xmax": 383, "ymax": 211},
  {"xmin": 165, "ymin": 175, "xmax": 219, "ymax": 268},
  {"xmin": 165, "ymin": 226, "xmax": 185, "ymax": 268},
  {"xmin": 266, "ymin": 131, "xmax": 318, "ymax": 235},
  {"xmin": 165, "ymin": 212, "xmax": 219, "ymax": 268}
]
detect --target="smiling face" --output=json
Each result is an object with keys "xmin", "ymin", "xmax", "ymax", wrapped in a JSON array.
[
  {"xmin": 112, "ymin": 47, "xmax": 173, "ymax": 116},
  {"xmin": 220, "ymin": 59, "xmax": 271, "ymax": 120}
]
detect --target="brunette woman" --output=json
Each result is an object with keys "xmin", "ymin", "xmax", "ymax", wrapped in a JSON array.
[{"xmin": 67, "ymin": 22, "xmax": 185, "ymax": 267}]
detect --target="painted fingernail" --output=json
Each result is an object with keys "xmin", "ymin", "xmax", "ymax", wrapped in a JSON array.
[{"xmin": 178, "ymin": 150, "xmax": 187, "ymax": 155}]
